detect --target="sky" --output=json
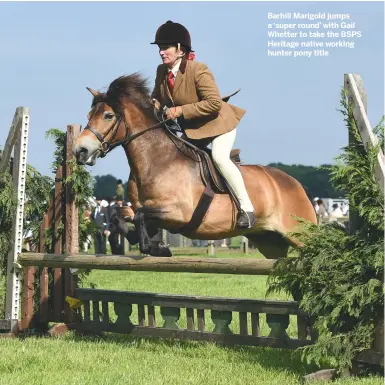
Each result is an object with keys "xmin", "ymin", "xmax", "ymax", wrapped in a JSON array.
[{"xmin": 0, "ymin": 1, "xmax": 383, "ymax": 182}]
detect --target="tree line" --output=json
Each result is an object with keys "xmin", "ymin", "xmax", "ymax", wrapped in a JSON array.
[{"xmin": 93, "ymin": 163, "xmax": 345, "ymax": 201}]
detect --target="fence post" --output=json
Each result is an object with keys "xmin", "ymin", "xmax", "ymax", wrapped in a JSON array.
[
  {"xmin": 0, "ymin": 108, "xmax": 22, "ymax": 174},
  {"xmin": 242, "ymin": 236, "xmax": 249, "ymax": 254},
  {"xmin": 344, "ymin": 74, "xmax": 367, "ymax": 234},
  {"xmin": 162, "ymin": 229, "xmax": 167, "ymax": 244},
  {"xmin": 39, "ymin": 212, "xmax": 51, "ymax": 326},
  {"xmin": 52, "ymin": 166, "xmax": 64, "ymax": 322},
  {"xmin": 207, "ymin": 240, "xmax": 215, "ymax": 256},
  {"xmin": 63, "ymin": 124, "xmax": 81, "ymax": 322},
  {"xmin": 5, "ymin": 107, "xmax": 30, "ymax": 333}
]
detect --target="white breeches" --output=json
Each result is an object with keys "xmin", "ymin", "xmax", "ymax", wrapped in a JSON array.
[{"xmin": 211, "ymin": 129, "xmax": 254, "ymax": 212}]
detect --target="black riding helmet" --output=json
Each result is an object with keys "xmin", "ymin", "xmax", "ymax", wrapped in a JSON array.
[{"xmin": 151, "ymin": 20, "xmax": 194, "ymax": 52}]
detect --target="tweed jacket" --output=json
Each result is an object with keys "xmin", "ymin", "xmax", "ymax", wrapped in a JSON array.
[{"xmin": 151, "ymin": 59, "xmax": 246, "ymax": 140}]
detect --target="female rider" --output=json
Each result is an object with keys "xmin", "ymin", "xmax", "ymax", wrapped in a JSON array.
[{"xmin": 150, "ymin": 21, "xmax": 256, "ymax": 229}]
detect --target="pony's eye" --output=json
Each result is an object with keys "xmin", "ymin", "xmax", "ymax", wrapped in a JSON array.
[{"xmin": 103, "ymin": 112, "xmax": 114, "ymax": 121}]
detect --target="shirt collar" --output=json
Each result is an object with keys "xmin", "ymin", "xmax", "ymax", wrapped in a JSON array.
[{"xmin": 168, "ymin": 58, "xmax": 182, "ymax": 77}]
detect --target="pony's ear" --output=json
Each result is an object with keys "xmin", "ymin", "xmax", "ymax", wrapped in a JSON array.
[{"xmin": 86, "ymin": 87, "xmax": 100, "ymax": 97}]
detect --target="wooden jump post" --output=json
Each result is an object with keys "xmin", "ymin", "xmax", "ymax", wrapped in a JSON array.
[{"xmin": 17, "ymin": 124, "xmax": 82, "ymax": 331}]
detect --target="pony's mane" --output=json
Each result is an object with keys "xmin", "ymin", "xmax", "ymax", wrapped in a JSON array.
[{"xmin": 92, "ymin": 72, "xmax": 155, "ymax": 119}]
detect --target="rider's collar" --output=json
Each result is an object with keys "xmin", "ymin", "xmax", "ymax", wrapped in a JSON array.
[{"xmin": 168, "ymin": 58, "xmax": 182, "ymax": 78}]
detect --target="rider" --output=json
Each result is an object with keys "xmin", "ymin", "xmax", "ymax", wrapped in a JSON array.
[{"xmin": 150, "ymin": 20, "xmax": 256, "ymax": 229}]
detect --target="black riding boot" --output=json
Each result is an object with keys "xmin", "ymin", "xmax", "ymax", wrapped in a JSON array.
[{"xmin": 236, "ymin": 210, "xmax": 256, "ymax": 229}]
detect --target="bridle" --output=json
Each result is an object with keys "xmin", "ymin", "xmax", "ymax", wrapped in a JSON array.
[{"xmin": 84, "ymin": 103, "xmax": 173, "ymax": 158}]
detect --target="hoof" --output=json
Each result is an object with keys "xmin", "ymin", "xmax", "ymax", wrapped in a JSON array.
[
  {"xmin": 125, "ymin": 229, "xmax": 139, "ymax": 245},
  {"xmin": 148, "ymin": 242, "xmax": 172, "ymax": 257}
]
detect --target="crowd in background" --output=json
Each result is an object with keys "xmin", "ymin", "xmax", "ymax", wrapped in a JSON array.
[
  {"xmin": 312, "ymin": 197, "xmax": 349, "ymax": 225},
  {"xmin": 84, "ymin": 179, "xmax": 134, "ymax": 254}
]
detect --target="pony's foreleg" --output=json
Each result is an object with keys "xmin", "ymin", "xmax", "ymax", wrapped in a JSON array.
[
  {"xmin": 127, "ymin": 172, "xmax": 141, "ymax": 210},
  {"xmin": 133, "ymin": 209, "xmax": 172, "ymax": 257},
  {"xmin": 128, "ymin": 173, "xmax": 171, "ymax": 257},
  {"xmin": 133, "ymin": 210, "xmax": 151, "ymax": 253}
]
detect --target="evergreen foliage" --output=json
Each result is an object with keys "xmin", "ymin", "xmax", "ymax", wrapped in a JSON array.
[
  {"xmin": 24, "ymin": 166, "xmax": 53, "ymax": 249},
  {"xmin": 0, "ymin": 161, "xmax": 52, "ymax": 317},
  {"xmin": 0, "ymin": 167, "xmax": 52, "ymax": 273},
  {"xmin": 0, "ymin": 172, "xmax": 17, "ymax": 275},
  {"xmin": 267, "ymin": 90, "xmax": 384, "ymax": 369}
]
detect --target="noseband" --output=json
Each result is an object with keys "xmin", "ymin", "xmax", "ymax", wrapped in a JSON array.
[
  {"xmin": 84, "ymin": 104, "xmax": 172, "ymax": 158},
  {"xmin": 85, "ymin": 115, "xmax": 123, "ymax": 157}
]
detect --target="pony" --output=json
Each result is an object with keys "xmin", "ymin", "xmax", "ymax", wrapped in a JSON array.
[{"xmin": 73, "ymin": 73, "xmax": 317, "ymax": 259}]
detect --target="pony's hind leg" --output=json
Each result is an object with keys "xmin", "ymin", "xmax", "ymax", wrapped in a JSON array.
[
  {"xmin": 249, "ymin": 231, "xmax": 312, "ymax": 335},
  {"xmin": 247, "ymin": 231, "xmax": 290, "ymax": 259}
]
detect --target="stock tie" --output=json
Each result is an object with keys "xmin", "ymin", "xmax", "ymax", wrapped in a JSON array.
[{"xmin": 167, "ymin": 71, "xmax": 175, "ymax": 94}]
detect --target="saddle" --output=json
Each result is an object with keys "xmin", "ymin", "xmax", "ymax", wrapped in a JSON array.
[
  {"xmin": 199, "ymin": 147, "xmax": 241, "ymax": 193},
  {"xmin": 164, "ymin": 126, "xmax": 242, "ymax": 195}
]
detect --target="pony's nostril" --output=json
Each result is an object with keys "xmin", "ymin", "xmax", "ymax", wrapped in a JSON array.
[{"xmin": 78, "ymin": 147, "xmax": 87, "ymax": 154}]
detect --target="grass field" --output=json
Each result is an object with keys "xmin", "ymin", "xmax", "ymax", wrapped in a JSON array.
[{"xmin": 1, "ymin": 249, "xmax": 383, "ymax": 385}]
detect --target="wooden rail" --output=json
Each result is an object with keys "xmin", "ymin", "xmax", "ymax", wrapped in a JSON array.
[{"xmin": 18, "ymin": 254, "xmax": 277, "ymax": 275}]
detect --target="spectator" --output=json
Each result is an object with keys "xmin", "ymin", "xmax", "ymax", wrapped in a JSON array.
[
  {"xmin": 341, "ymin": 202, "xmax": 349, "ymax": 216},
  {"xmin": 106, "ymin": 196, "xmax": 115, "ymax": 218},
  {"xmin": 109, "ymin": 199, "xmax": 137, "ymax": 250},
  {"xmin": 330, "ymin": 203, "xmax": 344, "ymax": 220},
  {"xmin": 316, "ymin": 199, "xmax": 328, "ymax": 224},
  {"xmin": 313, "ymin": 197, "xmax": 319, "ymax": 214},
  {"xmin": 100, "ymin": 199, "xmax": 109, "ymax": 210},
  {"xmin": 116, "ymin": 179, "xmax": 125, "ymax": 200},
  {"xmin": 108, "ymin": 195, "xmax": 125, "ymax": 255},
  {"xmin": 91, "ymin": 197, "xmax": 110, "ymax": 254},
  {"xmin": 83, "ymin": 206, "xmax": 92, "ymax": 251}
]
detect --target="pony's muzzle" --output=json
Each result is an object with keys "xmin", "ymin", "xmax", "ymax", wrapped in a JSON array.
[{"xmin": 74, "ymin": 147, "xmax": 89, "ymax": 165}]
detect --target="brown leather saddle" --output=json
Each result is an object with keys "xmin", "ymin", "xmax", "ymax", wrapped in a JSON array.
[
  {"xmin": 164, "ymin": 126, "xmax": 242, "ymax": 195},
  {"xmin": 197, "ymin": 147, "xmax": 241, "ymax": 194}
]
